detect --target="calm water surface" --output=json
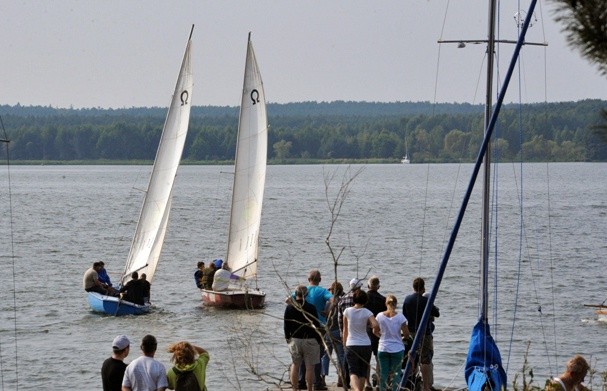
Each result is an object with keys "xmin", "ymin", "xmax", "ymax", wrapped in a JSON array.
[{"xmin": 0, "ymin": 163, "xmax": 605, "ymax": 390}]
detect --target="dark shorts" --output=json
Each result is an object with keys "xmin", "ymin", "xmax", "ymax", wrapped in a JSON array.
[
  {"xmin": 345, "ymin": 345, "xmax": 372, "ymax": 377},
  {"xmin": 369, "ymin": 332, "xmax": 379, "ymax": 356},
  {"xmin": 412, "ymin": 333, "xmax": 433, "ymax": 364},
  {"xmin": 85, "ymin": 286, "xmax": 108, "ymax": 295}
]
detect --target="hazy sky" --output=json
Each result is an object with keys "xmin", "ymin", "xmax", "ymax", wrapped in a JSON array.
[{"xmin": 2, "ymin": 1, "xmax": 606, "ymax": 109}]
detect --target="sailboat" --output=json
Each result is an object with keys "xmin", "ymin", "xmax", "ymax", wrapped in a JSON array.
[
  {"xmin": 401, "ymin": 154, "xmax": 410, "ymax": 164},
  {"xmin": 87, "ymin": 25, "xmax": 194, "ymax": 316},
  {"xmin": 401, "ymin": 1, "xmax": 541, "ymax": 390},
  {"xmin": 200, "ymin": 33, "xmax": 267, "ymax": 309}
]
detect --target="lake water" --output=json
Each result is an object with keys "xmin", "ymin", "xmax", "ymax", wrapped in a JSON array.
[{"xmin": 0, "ymin": 163, "xmax": 605, "ymax": 390}]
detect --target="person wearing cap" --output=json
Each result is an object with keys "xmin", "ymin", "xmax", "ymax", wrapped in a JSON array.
[
  {"xmin": 122, "ymin": 334, "xmax": 168, "ymax": 391},
  {"xmin": 364, "ymin": 276, "xmax": 387, "ymax": 390},
  {"xmin": 336, "ymin": 277, "xmax": 364, "ymax": 388},
  {"xmin": 101, "ymin": 335, "xmax": 130, "ymax": 391},
  {"xmin": 402, "ymin": 277, "xmax": 439, "ymax": 391}
]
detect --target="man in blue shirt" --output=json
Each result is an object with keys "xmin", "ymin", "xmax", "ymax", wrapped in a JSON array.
[
  {"xmin": 194, "ymin": 261, "xmax": 205, "ymax": 289},
  {"xmin": 298, "ymin": 269, "xmax": 332, "ymax": 390}
]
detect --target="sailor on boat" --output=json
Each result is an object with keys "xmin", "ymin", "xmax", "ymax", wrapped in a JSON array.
[
  {"xmin": 211, "ymin": 260, "xmax": 245, "ymax": 292},
  {"xmin": 194, "ymin": 261, "xmax": 205, "ymax": 289},
  {"xmin": 83, "ymin": 261, "xmax": 114, "ymax": 296},
  {"xmin": 119, "ymin": 271, "xmax": 147, "ymax": 305}
]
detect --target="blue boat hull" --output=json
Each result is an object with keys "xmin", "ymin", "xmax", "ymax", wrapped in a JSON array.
[{"xmin": 87, "ymin": 292, "xmax": 150, "ymax": 316}]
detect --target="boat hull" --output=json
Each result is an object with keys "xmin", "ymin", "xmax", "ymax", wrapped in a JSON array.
[
  {"xmin": 87, "ymin": 292, "xmax": 150, "ymax": 316},
  {"xmin": 200, "ymin": 288, "xmax": 265, "ymax": 309},
  {"xmin": 596, "ymin": 308, "xmax": 607, "ymax": 322}
]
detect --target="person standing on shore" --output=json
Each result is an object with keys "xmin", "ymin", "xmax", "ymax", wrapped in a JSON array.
[
  {"xmin": 375, "ymin": 295, "xmax": 409, "ymax": 391},
  {"xmin": 546, "ymin": 355, "xmax": 590, "ymax": 391},
  {"xmin": 284, "ymin": 285, "xmax": 322, "ymax": 391},
  {"xmin": 402, "ymin": 277, "xmax": 439, "ymax": 391},
  {"xmin": 365, "ymin": 276, "xmax": 387, "ymax": 389},
  {"xmin": 343, "ymin": 289, "xmax": 380, "ymax": 391},
  {"xmin": 122, "ymin": 334, "xmax": 168, "ymax": 391},
  {"xmin": 166, "ymin": 341, "xmax": 210, "ymax": 391},
  {"xmin": 101, "ymin": 335, "xmax": 130, "ymax": 391}
]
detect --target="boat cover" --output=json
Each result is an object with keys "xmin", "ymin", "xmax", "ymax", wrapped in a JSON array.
[{"xmin": 465, "ymin": 320, "xmax": 507, "ymax": 391}]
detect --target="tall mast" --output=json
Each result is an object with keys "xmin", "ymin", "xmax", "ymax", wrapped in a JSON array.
[{"xmin": 480, "ymin": 0, "xmax": 497, "ymax": 324}]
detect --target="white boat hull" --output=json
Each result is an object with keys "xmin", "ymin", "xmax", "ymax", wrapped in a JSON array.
[{"xmin": 201, "ymin": 288, "xmax": 265, "ymax": 309}]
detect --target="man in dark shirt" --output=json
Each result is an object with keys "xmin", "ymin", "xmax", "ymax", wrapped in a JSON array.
[
  {"xmin": 284, "ymin": 285, "xmax": 322, "ymax": 391},
  {"xmin": 101, "ymin": 335, "xmax": 130, "ymax": 391},
  {"xmin": 402, "ymin": 277, "xmax": 440, "ymax": 391},
  {"xmin": 140, "ymin": 273, "xmax": 151, "ymax": 304},
  {"xmin": 365, "ymin": 276, "xmax": 386, "ymax": 389},
  {"xmin": 119, "ymin": 271, "xmax": 146, "ymax": 305}
]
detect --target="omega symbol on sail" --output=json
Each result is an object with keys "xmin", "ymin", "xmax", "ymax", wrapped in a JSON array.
[
  {"xmin": 250, "ymin": 89, "xmax": 260, "ymax": 105},
  {"xmin": 180, "ymin": 90, "xmax": 189, "ymax": 106}
]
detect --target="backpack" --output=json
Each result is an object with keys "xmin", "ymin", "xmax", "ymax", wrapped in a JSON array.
[{"xmin": 173, "ymin": 367, "xmax": 200, "ymax": 391}]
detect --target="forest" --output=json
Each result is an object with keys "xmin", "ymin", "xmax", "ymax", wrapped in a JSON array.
[{"xmin": 0, "ymin": 99, "xmax": 605, "ymax": 163}]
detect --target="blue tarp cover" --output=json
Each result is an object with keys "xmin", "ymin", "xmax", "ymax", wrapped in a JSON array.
[{"xmin": 465, "ymin": 320, "xmax": 507, "ymax": 391}]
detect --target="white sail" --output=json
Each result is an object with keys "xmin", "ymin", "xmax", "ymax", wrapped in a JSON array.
[
  {"xmin": 121, "ymin": 28, "xmax": 193, "ymax": 286},
  {"xmin": 226, "ymin": 33, "xmax": 268, "ymax": 281}
]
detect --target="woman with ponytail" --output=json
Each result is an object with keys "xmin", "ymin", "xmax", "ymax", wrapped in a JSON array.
[{"xmin": 374, "ymin": 294, "xmax": 409, "ymax": 391}]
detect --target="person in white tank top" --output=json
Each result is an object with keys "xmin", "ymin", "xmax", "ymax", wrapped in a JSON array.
[{"xmin": 547, "ymin": 355, "xmax": 590, "ymax": 391}]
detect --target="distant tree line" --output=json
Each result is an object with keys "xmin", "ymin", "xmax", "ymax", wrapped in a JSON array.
[{"xmin": 0, "ymin": 99, "xmax": 605, "ymax": 163}]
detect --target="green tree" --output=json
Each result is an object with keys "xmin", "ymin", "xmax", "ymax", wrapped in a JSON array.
[
  {"xmin": 553, "ymin": 0, "xmax": 607, "ymax": 140},
  {"xmin": 273, "ymin": 139, "xmax": 292, "ymax": 159}
]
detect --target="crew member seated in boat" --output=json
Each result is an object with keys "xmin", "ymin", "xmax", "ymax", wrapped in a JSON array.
[
  {"xmin": 140, "ymin": 273, "xmax": 151, "ymax": 304},
  {"xmin": 211, "ymin": 261, "xmax": 245, "ymax": 292},
  {"xmin": 83, "ymin": 262, "xmax": 109, "ymax": 295},
  {"xmin": 202, "ymin": 262, "xmax": 217, "ymax": 290},
  {"xmin": 97, "ymin": 261, "xmax": 118, "ymax": 296},
  {"xmin": 119, "ymin": 271, "xmax": 147, "ymax": 305},
  {"xmin": 194, "ymin": 261, "xmax": 205, "ymax": 289}
]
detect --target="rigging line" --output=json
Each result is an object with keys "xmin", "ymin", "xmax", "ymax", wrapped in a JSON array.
[
  {"xmin": 432, "ymin": 0, "xmax": 452, "ymax": 116},
  {"xmin": 0, "ymin": 116, "xmax": 19, "ymax": 390},
  {"xmin": 417, "ymin": 164, "xmax": 430, "ymax": 276},
  {"xmin": 545, "ymin": 162, "xmax": 558, "ymax": 376},
  {"xmin": 537, "ymin": 0, "xmax": 558, "ymax": 370}
]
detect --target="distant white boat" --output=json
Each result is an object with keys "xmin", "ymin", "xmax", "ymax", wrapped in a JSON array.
[{"xmin": 401, "ymin": 154, "xmax": 410, "ymax": 164}]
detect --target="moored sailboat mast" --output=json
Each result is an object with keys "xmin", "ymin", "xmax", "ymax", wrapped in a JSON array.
[{"xmin": 400, "ymin": 1, "xmax": 541, "ymax": 389}]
